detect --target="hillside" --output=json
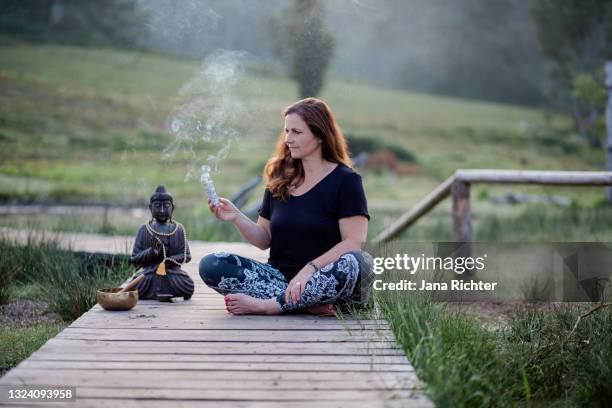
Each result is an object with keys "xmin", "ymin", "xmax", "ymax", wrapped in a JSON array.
[{"xmin": 0, "ymin": 38, "xmax": 608, "ymax": 241}]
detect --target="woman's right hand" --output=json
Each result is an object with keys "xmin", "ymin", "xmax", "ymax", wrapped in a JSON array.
[{"xmin": 209, "ymin": 197, "xmax": 241, "ymax": 223}]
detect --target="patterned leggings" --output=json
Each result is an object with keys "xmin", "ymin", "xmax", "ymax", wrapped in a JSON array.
[{"xmin": 198, "ymin": 251, "xmax": 375, "ymax": 313}]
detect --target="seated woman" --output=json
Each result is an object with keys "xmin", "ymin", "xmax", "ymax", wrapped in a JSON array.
[
  {"xmin": 199, "ymin": 97, "xmax": 374, "ymax": 315},
  {"xmin": 129, "ymin": 185, "xmax": 195, "ymax": 301}
]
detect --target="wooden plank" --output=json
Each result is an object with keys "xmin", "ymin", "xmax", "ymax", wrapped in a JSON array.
[
  {"xmin": 17, "ymin": 360, "xmax": 414, "ymax": 372},
  {"xmin": 0, "ymin": 399, "xmax": 432, "ymax": 408},
  {"xmin": 67, "ymin": 322, "xmax": 389, "ymax": 331},
  {"xmin": 1, "ymin": 369, "xmax": 418, "ymax": 383},
  {"xmin": 70, "ymin": 314, "xmax": 389, "ymax": 325},
  {"xmin": 37, "ymin": 339, "xmax": 403, "ymax": 355},
  {"xmin": 0, "ymin": 376, "xmax": 415, "ymax": 390},
  {"xmin": 71, "ymin": 316, "xmax": 390, "ymax": 330},
  {"xmin": 455, "ymin": 169, "xmax": 612, "ymax": 185},
  {"xmin": 56, "ymin": 328, "xmax": 395, "ymax": 342},
  {"xmin": 63, "ymin": 388, "xmax": 420, "ymax": 401},
  {"xmin": 27, "ymin": 352, "xmax": 410, "ymax": 365},
  {"xmin": 82, "ymin": 304, "xmax": 378, "ymax": 318},
  {"xmin": 70, "ymin": 312, "xmax": 389, "ymax": 323}
]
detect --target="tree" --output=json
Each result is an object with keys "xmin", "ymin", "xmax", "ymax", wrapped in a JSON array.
[
  {"xmin": 0, "ymin": 0, "xmax": 56, "ymax": 36},
  {"xmin": 0, "ymin": 0, "xmax": 146, "ymax": 49},
  {"xmin": 529, "ymin": 0, "xmax": 612, "ymax": 148},
  {"xmin": 281, "ymin": 0, "xmax": 335, "ymax": 98}
]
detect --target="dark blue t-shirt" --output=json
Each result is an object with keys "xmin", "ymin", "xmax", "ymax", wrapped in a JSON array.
[{"xmin": 258, "ymin": 163, "xmax": 369, "ymax": 281}]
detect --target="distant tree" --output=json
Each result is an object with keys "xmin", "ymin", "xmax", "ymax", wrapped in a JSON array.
[
  {"xmin": 0, "ymin": 0, "xmax": 55, "ymax": 35},
  {"xmin": 0, "ymin": 0, "xmax": 146, "ymax": 49},
  {"xmin": 281, "ymin": 0, "xmax": 335, "ymax": 98},
  {"xmin": 529, "ymin": 0, "xmax": 612, "ymax": 148},
  {"xmin": 54, "ymin": 0, "xmax": 146, "ymax": 47}
]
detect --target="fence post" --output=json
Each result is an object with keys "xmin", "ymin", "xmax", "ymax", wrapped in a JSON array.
[
  {"xmin": 452, "ymin": 180, "xmax": 471, "ymax": 258},
  {"xmin": 605, "ymin": 61, "xmax": 612, "ymax": 203},
  {"xmin": 452, "ymin": 180, "xmax": 471, "ymax": 241}
]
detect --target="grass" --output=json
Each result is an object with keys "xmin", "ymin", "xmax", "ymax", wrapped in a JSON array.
[
  {"xmin": 377, "ymin": 285, "xmax": 612, "ymax": 407},
  {"xmin": 0, "ymin": 233, "xmax": 135, "ymax": 375},
  {"xmin": 382, "ymin": 199, "xmax": 612, "ymax": 242},
  {"xmin": 0, "ymin": 233, "xmax": 134, "ymax": 320},
  {"xmin": 43, "ymin": 251, "xmax": 134, "ymax": 321},
  {"xmin": 0, "ymin": 322, "xmax": 66, "ymax": 375}
]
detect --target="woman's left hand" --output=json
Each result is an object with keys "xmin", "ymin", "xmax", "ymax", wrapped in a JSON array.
[{"xmin": 285, "ymin": 266, "xmax": 316, "ymax": 304}]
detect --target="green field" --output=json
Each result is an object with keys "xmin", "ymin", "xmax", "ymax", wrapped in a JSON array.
[{"xmin": 0, "ymin": 37, "xmax": 609, "ymax": 241}]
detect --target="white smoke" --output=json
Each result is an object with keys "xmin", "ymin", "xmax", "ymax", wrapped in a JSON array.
[{"xmin": 164, "ymin": 50, "xmax": 248, "ymax": 182}]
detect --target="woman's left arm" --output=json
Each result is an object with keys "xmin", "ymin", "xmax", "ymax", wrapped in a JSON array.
[
  {"xmin": 285, "ymin": 215, "xmax": 368, "ymax": 303},
  {"xmin": 311, "ymin": 215, "xmax": 368, "ymax": 270}
]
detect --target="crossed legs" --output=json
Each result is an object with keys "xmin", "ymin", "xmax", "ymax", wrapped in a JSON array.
[{"xmin": 199, "ymin": 251, "xmax": 374, "ymax": 315}]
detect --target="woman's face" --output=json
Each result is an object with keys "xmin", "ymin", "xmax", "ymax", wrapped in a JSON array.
[{"xmin": 284, "ymin": 113, "xmax": 322, "ymax": 160}]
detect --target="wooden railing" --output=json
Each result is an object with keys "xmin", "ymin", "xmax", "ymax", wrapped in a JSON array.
[{"xmin": 373, "ymin": 170, "xmax": 612, "ymax": 244}]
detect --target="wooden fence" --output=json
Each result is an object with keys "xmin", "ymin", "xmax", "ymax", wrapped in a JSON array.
[{"xmin": 373, "ymin": 170, "xmax": 612, "ymax": 245}]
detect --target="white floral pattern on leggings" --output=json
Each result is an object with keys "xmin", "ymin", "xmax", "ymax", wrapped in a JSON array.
[{"xmin": 199, "ymin": 250, "xmax": 374, "ymax": 313}]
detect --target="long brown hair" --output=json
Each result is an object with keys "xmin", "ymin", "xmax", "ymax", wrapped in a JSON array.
[{"xmin": 263, "ymin": 98, "xmax": 352, "ymax": 201}]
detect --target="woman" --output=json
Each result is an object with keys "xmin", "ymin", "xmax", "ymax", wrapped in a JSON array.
[{"xmin": 199, "ymin": 97, "xmax": 374, "ymax": 315}]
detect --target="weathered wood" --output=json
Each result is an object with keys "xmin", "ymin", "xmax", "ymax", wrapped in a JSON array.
[
  {"xmin": 68, "ymin": 320, "xmax": 390, "ymax": 330},
  {"xmin": 18, "ymin": 360, "xmax": 414, "ymax": 372},
  {"xmin": 55, "ymin": 327, "xmax": 395, "ymax": 342},
  {"xmin": 0, "ymin": 375, "xmax": 414, "ymax": 390},
  {"xmin": 374, "ymin": 169, "xmax": 612, "ymax": 245},
  {"xmin": 455, "ymin": 169, "xmax": 612, "ymax": 185},
  {"xmin": 0, "ymin": 233, "xmax": 431, "ymax": 406},
  {"xmin": 0, "ymin": 399, "xmax": 431, "ymax": 408},
  {"xmin": 37, "ymin": 339, "xmax": 402, "ymax": 354},
  {"xmin": 1, "ymin": 369, "xmax": 416, "ymax": 383},
  {"xmin": 606, "ymin": 61, "xmax": 612, "ymax": 203},
  {"xmin": 57, "ymin": 388, "xmax": 420, "ymax": 401},
  {"xmin": 26, "ymin": 352, "xmax": 410, "ymax": 365},
  {"xmin": 451, "ymin": 180, "xmax": 471, "ymax": 241}
]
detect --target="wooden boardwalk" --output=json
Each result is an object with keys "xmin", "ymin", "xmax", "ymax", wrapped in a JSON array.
[{"xmin": 0, "ymin": 230, "xmax": 432, "ymax": 407}]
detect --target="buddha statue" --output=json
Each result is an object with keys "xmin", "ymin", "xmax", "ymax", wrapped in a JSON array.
[{"xmin": 129, "ymin": 185, "xmax": 194, "ymax": 301}]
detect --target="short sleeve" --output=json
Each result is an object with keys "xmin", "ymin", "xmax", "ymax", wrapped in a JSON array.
[
  {"xmin": 337, "ymin": 172, "xmax": 370, "ymax": 220},
  {"xmin": 258, "ymin": 188, "xmax": 272, "ymax": 220}
]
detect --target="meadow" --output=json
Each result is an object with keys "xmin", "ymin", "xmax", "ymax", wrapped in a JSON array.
[{"xmin": 1, "ymin": 36, "xmax": 610, "ymax": 242}]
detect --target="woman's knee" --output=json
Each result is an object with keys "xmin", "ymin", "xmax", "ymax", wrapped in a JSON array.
[
  {"xmin": 340, "ymin": 250, "xmax": 374, "ymax": 275},
  {"xmin": 199, "ymin": 252, "xmax": 230, "ymax": 286},
  {"xmin": 340, "ymin": 251, "xmax": 375, "ymax": 308}
]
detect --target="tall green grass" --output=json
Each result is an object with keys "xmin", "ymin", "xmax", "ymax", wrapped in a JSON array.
[
  {"xmin": 0, "ymin": 233, "xmax": 134, "ymax": 320},
  {"xmin": 377, "ymin": 286, "xmax": 612, "ymax": 407},
  {"xmin": 42, "ymin": 251, "xmax": 134, "ymax": 320}
]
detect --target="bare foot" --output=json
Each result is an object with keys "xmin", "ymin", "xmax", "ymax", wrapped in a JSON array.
[
  {"xmin": 224, "ymin": 294, "xmax": 281, "ymax": 315},
  {"xmin": 305, "ymin": 303, "xmax": 336, "ymax": 316}
]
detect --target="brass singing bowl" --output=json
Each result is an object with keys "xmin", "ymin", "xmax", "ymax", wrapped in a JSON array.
[{"xmin": 97, "ymin": 287, "xmax": 138, "ymax": 311}]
